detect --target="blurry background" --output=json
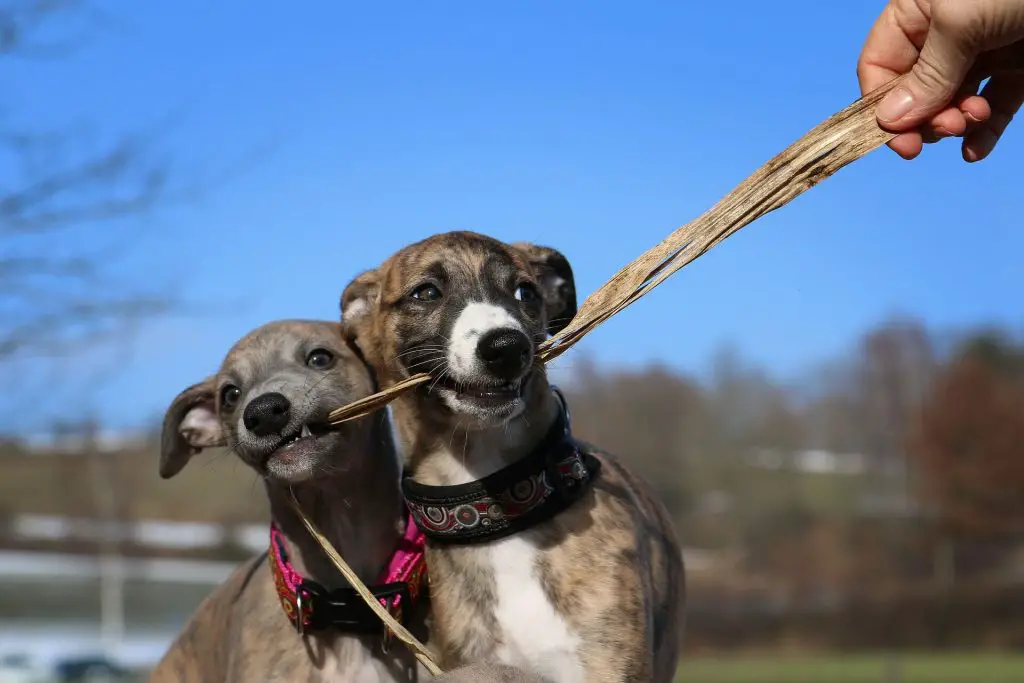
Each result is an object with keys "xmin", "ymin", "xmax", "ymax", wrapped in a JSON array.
[{"xmin": 1, "ymin": 1, "xmax": 1021, "ymax": 682}]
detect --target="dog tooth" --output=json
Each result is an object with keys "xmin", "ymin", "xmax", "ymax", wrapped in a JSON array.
[{"xmin": 301, "ymin": 424, "xmax": 312, "ymax": 438}]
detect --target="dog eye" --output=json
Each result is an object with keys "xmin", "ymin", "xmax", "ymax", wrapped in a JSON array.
[
  {"xmin": 306, "ymin": 349, "xmax": 335, "ymax": 370},
  {"xmin": 514, "ymin": 283, "xmax": 540, "ymax": 304},
  {"xmin": 221, "ymin": 385, "xmax": 241, "ymax": 410},
  {"xmin": 410, "ymin": 283, "xmax": 442, "ymax": 302}
]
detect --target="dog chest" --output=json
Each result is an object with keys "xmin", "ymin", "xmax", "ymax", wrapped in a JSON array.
[
  {"xmin": 488, "ymin": 534, "xmax": 584, "ymax": 683},
  {"xmin": 307, "ymin": 643, "xmax": 396, "ymax": 683}
]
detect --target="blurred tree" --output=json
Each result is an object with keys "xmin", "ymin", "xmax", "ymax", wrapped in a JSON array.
[
  {"xmin": 850, "ymin": 317, "xmax": 936, "ymax": 464},
  {"xmin": 793, "ymin": 318, "xmax": 939, "ymax": 579},
  {"xmin": 909, "ymin": 333, "xmax": 1024, "ymax": 540},
  {"xmin": 708, "ymin": 343, "xmax": 782, "ymax": 452},
  {"xmin": 801, "ymin": 317, "xmax": 935, "ymax": 459},
  {"xmin": 851, "ymin": 318, "xmax": 937, "ymax": 575},
  {"xmin": 1, "ymin": 1, "xmax": 174, "ymax": 365},
  {"xmin": 566, "ymin": 356, "xmax": 708, "ymax": 523}
]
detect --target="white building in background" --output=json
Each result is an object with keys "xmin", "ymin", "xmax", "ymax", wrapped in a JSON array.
[
  {"xmin": 17, "ymin": 429, "xmax": 151, "ymax": 454},
  {"xmin": 744, "ymin": 447, "xmax": 876, "ymax": 475},
  {"xmin": 10, "ymin": 514, "xmax": 266, "ymax": 554}
]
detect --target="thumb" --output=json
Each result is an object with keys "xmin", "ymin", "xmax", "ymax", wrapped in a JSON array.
[{"xmin": 876, "ymin": 21, "xmax": 977, "ymax": 129}]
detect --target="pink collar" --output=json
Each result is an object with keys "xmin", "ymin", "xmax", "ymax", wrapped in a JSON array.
[{"xmin": 269, "ymin": 511, "xmax": 428, "ymax": 640}]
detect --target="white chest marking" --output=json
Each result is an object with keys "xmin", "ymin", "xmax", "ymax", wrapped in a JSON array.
[{"xmin": 490, "ymin": 533, "xmax": 583, "ymax": 683}]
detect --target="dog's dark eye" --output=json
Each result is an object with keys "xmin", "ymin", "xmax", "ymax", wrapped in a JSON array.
[
  {"xmin": 514, "ymin": 283, "xmax": 540, "ymax": 304},
  {"xmin": 410, "ymin": 283, "xmax": 442, "ymax": 302},
  {"xmin": 306, "ymin": 348, "xmax": 335, "ymax": 370},
  {"xmin": 221, "ymin": 385, "xmax": 241, "ymax": 410}
]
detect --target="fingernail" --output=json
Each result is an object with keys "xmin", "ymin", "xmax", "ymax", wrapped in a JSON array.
[{"xmin": 877, "ymin": 87, "xmax": 915, "ymax": 123}]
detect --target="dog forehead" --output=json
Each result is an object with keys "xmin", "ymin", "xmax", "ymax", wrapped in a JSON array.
[
  {"xmin": 220, "ymin": 320, "xmax": 345, "ymax": 373},
  {"xmin": 384, "ymin": 231, "xmax": 527, "ymax": 284}
]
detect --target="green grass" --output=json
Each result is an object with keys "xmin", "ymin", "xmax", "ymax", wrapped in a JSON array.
[{"xmin": 675, "ymin": 653, "xmax": 1024, "ymax": 683}]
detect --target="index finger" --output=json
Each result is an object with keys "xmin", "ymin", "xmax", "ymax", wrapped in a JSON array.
[{"xmin": 857, "ymin": 2, "xmax": 924, "ymax": 95}]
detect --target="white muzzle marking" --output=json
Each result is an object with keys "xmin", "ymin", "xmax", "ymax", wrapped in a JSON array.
[{"xmin": 447, "ymin": 302, "xmax": 526, "ymax": 381}]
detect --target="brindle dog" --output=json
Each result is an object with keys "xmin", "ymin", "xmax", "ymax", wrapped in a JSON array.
[{"xmin": 342, "ymin": 232, "xmax": 685, "ymax": 683}]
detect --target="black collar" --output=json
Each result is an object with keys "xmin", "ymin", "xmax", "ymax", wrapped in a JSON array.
[{"xmin": 401, "ymin": 388, "xmax": 601, "ymax": 544}]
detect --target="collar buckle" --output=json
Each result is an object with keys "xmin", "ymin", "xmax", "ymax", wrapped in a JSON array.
[
  {"xmin": 545, "ymin": 385, "xmax": 587, "ymax": 501},
  {"xmin": 270, "ymin": 519, "xmax": 427, "ymax": 637},
  {"xmin": 546, "ymin": 441, "xmax": 589, "ymax": 502},
  {"xmin": 373, "ymin": 582, "xmax": 411, "ymax": 653},
  {"xmin": 293, "ymin": 579, "xmax": 327, "ymax": 635},
  {"xmin": 374, "ymin": 581, "xmax": 412, "ymax": 609},
  {"xmin": 294, "ymin": 590, "xmax": 306, "ymax": 636}
]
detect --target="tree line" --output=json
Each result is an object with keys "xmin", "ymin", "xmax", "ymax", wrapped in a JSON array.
[{"xmin": 563, "ymin": 317, "xmax": 1024, "ymax": 594}]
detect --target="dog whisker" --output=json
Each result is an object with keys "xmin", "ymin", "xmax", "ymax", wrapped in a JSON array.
[
  {"xmin": 396, "ymin": 347, "xmax": 447, "ymax": 360},
  {"xmin": 427, "ymin": 362, "xmax": 453, "ymax": 393}
]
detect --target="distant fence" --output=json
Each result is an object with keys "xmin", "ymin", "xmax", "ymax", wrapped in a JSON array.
[
  {"xmin": 686, "ymin": 582, "xmax": 1024, "ymax": 652},
  {"xmin": 0, "ymin": 514, "xmax": 265, "ymax": 562},
  {"xmin": 0, "ymin": 550, "xmax": 237, "ymax": 585}
]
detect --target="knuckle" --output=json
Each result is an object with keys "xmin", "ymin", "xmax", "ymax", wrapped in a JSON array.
[
  {"xmin": 911, "ymin": 53, "xmax": 958, "ymax": 99},
  {"xmin": 931, "ymin": 0, "xmax": 982, "ymax": 33},
  {"xmin": 891, "ymin": 0, "xmax": 920, "ymax": 29}
]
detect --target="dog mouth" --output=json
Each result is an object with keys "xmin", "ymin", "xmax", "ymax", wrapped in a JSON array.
[
  {"xmin": 267, "ymin": 421, "xmax": 331, "ymax": 459},
  {"xmin": 430, "ymin": 372, "xmax": 531, "ymax": 404}
]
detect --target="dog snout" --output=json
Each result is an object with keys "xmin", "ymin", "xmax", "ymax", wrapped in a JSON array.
[
  {"xmin": 476, "ymin": 328, "xmax": 531, "ymax": 380},
  {"xmin": 243, "ymin": 392, "xmax": 291, "ymax": 436}
]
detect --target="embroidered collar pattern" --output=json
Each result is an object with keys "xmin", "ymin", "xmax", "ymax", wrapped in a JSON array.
[
  {"xmin": 269, "ymin": 510, "xmax": 427, "ymax": 644},
  {"xmin": 402, "ymin": 388, "xmax": 601, "ymax": 544}
]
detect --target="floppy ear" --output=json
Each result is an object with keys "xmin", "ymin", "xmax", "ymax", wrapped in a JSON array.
[
  {"xmin": 159, "ymin": 377, "xmax": 223, "ymax": 479},
  {"xmin": 340, "ymin": 268, "xmax": 381, "ymax": 349},
  {"xmin": 513, "ymin": 242, "xmax": 577, "ymax": 336}
]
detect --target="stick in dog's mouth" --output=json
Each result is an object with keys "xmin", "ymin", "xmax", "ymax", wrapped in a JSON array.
[
  {"xmin": 326, "ymin": 75, "xmax": 908, "ymax": 429},
  {"xmin": 428, "ymin": 371, "xmax": 531, "ymax": 401}
]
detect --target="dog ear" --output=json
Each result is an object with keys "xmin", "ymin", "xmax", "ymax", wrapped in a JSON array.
[
  {"xmin": 159, "ymin": 377, "xmax": 223, "ymax": 479},
  {"xmin": 513, "ymin": 243, "xmax": 577, "ymax": 336},
  {"xmin": 340, "ymin": 268, "xmax": 381, "ymax": 350}
]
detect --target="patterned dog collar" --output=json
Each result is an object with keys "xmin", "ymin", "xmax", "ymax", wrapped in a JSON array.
[
  {"xmin": 401, "ymin": 389, "xmax": 601, "ymax": 544},
  {"xmin": 269, "ymin": 510, "xmax": 428, "ymax": 645}
]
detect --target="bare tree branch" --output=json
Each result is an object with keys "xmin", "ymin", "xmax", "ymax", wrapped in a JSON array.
[
  {"xmin": 0, "ymin": 2, "xmax": 180, "ymax": 368},
  {"xmin": 0, "ymin": 0, "xmax": 99, "ymax": 58},
  {"xmin": 1, "ymin": 135, "xmax": 166, "ymax": 235}
]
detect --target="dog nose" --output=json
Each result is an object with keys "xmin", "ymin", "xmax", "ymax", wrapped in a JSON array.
[
  {"xmin": 476, "ymin": 329, "xmax": 532, "ymax": 380},
  {"xmin": 243, "ymin": 392, "xmax": 291, "ymax": 436}
]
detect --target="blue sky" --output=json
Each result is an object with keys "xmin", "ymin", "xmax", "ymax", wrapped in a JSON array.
[{"xmin": 3, "ymin": 1, "xmax": 1021, "ymax": 432}]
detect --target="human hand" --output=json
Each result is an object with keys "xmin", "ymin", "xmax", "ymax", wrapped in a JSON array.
[{"xmin": 857, "ymin": 0, "xmax": 1024, "ymax": 161}]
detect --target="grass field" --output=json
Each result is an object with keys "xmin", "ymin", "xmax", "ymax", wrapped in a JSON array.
[{"xmin": 674, "ymin": 653, "xmax": 1024, "ymax": 682}]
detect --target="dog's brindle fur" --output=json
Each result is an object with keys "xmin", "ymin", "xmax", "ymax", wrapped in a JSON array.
[
  {"xmin": 429, "ymin": 663, "xmax": 549, "ymax": 682},
  {"xmin": 149, "ymin": 320, "xmax": 435, "ymax": 683},
  {"xmin": 342, "ymin": 232, "xmax": 685, "ymax": 683}
]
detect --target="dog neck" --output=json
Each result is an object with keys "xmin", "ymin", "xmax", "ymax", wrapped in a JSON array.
[
  {"xmin": 264, "ymin": 413, "xmax": 404, "ymax": 589},
  {"xmin": 399, "ymin": 377, "xmax": 561, "ymax": 487}
]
